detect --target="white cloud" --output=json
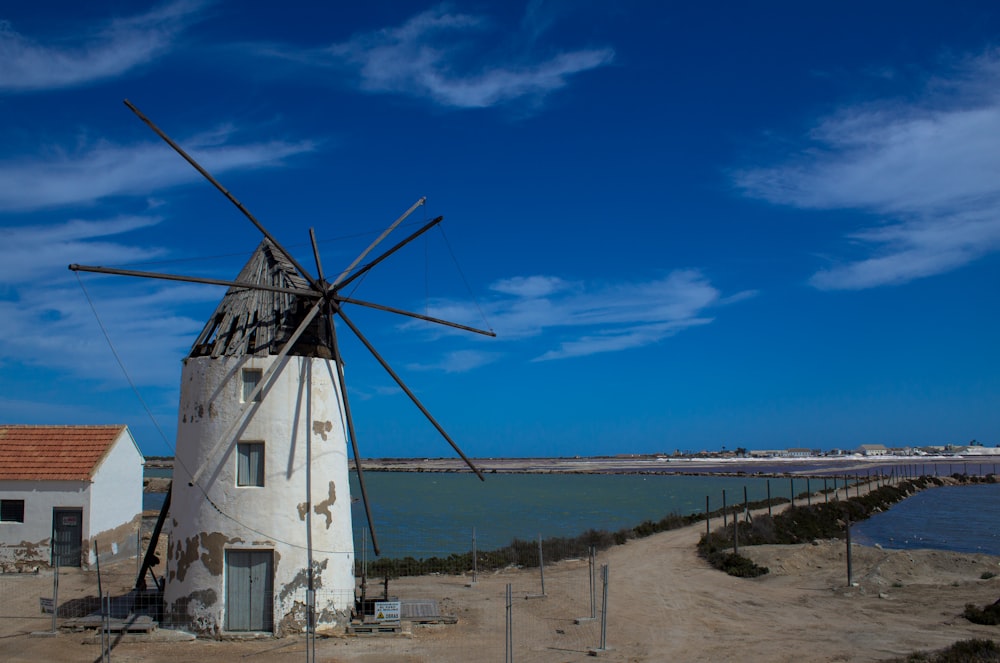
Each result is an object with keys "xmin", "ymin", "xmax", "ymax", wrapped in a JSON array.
[
  {"xmin": 809, "ymin": 210, "xmax": 1000, "ymax": 290},
  {"xmin": 1, "ymin": 216, "xmax": 166, "ymax": 284},
  {"xmin": 490, "ymin": 275, "xmax": 572, "ymax": 297},
  {"xmin": 735, "ymin": 50, "xmax": 1000, "ymax": 290},
  {"xmin": 0, "ymin": 131, "xmax": 316, "ymax": 212},
  {"xmin": 0, "ymin": 216, "xmax": 216, "ymax": 387},
  {"xmin": 0, "ymin": 280, "xmax": 216, "ymax": 386},
  {"xmin": 320, "ymin": 5, "xmax": 613, "ymax": 109},
  {"xmin": 534, "ymin": 318, "xmax": 713, "ymax": 362},
  {"xmin": 412, "ymin": 269, "xmax": 733, "ymax": 363},
  {"xmin": 407, "ymin": 349, "xmax": 501, "ymax": 373},
  {"xmin": 0, "ymin": 0, "xmax": 207, "ymax": 92}
]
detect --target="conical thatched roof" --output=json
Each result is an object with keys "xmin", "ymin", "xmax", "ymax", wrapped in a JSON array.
[{"xmin": 189, "ymin": 239, "xmax": 331, "ymax": 358}]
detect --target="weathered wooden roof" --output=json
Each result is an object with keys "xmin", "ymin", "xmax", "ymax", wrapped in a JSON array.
[
  {"xmin": 0, "ymin": 425, "xmax": 134, "ymax": 481},
  {"xmin": 189, "ymin": 239, "xmax": 331, "ymax": 358}
]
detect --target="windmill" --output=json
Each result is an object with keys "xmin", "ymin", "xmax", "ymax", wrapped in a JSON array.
[{"xmin": 70, "ymin": 100, "xmax": 494, "ymax": 635}]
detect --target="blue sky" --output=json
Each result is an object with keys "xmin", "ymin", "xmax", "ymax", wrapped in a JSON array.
[{"xmin": 2, "ymin": 1, "xmax": 999, "ymax": 458}]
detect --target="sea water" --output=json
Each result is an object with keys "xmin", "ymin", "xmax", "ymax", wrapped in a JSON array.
[
  {"xmin": 347, "ymin": 472, "xmax": 788, "ymax": 558},
  {"xmin": 851, "ymin": 483, "xmax": 1000, "ymax": 556},
  {"xmin": 142, "ymin": 469, "xmax": 1000, "ymax": 559}
]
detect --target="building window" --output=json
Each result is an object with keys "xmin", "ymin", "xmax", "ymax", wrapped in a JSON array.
[
  {"xmin": 1, "ymin": 499, "xmax": 24, "ymax": 523},
  {"xmin": 237, "ymin": 442, "xmax": 265, "ymax": 487},
  {"xmin": 242, "ymin": 368, "xmax": 263, "ymax": 403}
]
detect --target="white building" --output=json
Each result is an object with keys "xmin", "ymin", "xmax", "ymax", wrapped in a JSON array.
[
  {"xmin": 785, "ymin": 448, "xmax": 814, "ymax": 458},
  {"xmin": 163, "ymin": 239, "xmax": 355, "ymax": 636},
  {"xmin": 0, "ymin": 425, "xmax": 144, "ymax": 570}
]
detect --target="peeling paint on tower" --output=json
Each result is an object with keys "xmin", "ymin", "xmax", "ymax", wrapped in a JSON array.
[{"xmin": 163, "ymin": 240, "xmax": 355, "ymax": 637}]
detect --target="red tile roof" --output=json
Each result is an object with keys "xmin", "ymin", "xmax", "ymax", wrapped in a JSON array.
[{"xmin": 0, "ymin": 425, "xmax": 130, "ymax": 481}]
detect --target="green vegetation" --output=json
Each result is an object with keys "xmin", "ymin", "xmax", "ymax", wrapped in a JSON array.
[{"xmin": 885, "ymin": 638, "xmax": 1000, "ymax": 662}]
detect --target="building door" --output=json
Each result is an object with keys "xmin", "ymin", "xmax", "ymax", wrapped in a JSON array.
[
  {"xmin": 51, "ymin": 508, "xmax": 83, "ymax": 567},
  {"xmin": 225, "ymin": 550, "xmax": 273, "ymax": 631}
]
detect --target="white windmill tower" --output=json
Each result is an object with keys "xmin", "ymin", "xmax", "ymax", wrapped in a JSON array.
[{"xmin": 71, "ymin": 100, "xmax": 493, "ymax": 635}]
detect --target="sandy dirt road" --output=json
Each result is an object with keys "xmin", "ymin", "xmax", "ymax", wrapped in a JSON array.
[{"xmin": 4, "ymin": 507, "xmax": 999, "ymax": 663}]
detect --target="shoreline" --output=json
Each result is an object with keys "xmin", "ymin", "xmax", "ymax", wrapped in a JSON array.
[
  {"xmin": 353, "ymin": 454, "xmax": 999, "ymax": 476},
  {"xmin": 143, "ymin": 455, "xmax": 999, "ymax": 494}
]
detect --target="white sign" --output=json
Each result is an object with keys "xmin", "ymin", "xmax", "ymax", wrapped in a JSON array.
[
  {"xmin": 374, "ymin": 600, "xmax": 401, "ymax": 623},
  {"xmin": 40, "ymin": 597, "xmax": 54, "ymax": 614}
]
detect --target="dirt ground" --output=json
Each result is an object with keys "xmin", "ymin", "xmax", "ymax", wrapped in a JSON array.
[{"xmin": 3, "ymin": 508, "xmax": 999, "ymax": 663}]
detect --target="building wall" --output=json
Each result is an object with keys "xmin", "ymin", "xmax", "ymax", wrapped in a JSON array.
[
  {"xmin": 165, "ymin": 354, "xmax": 355, "ymax": 636},
  {"xmin": 0, "ymin": 480, "xmax": 88, "ymax": 569},
  {"xmin": 87, "ymin": 429, "xmax": 145, "ymax": 565}
]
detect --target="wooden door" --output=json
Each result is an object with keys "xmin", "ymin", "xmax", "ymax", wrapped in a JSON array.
[{"xmin": 225, "ymin": 549, "xmax": 273, "ymax": 631}]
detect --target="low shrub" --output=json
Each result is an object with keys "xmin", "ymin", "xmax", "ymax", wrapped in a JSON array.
[
  {"xmin": 886, "ymin": 638, "xmax": 1000, "ymax": 662},
  {"xmin": 697, "ymin": 477, "xmax": 947, "ymax": 577},
  {"xmin": 964, "ymin": 600, "xmax": 1000, "ymax": 626},
  {"xmin": 703, "ymin": 551, "xmax": 768, "ymax": 578}
]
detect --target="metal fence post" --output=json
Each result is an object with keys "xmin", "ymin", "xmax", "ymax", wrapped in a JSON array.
[
  {"xmin": 51, "ymin": 558, "xmax": 59, "ymax": 633},
  {"xmin": 305, "ymin": 587, "xmax": 316, "ymax": 663},
  {"xmin": 732, "ymin": 507, "xmax": 739, "ymax": 556},
  {"xmin": 505, "ymin": 583, "xmax": 513, "ymax": 663},
  {"xmin": 846, "ymin": 516, "xmax": 853, "ymax": 587},
  {"xmin": 537, "ymin": 533, "xmax": 545, "ymax": 596},
  {"xmin": 589, "ymin": 546, "xmax": 597, "ymax": 619},
  {"xmin": 103, "ymin": 591, "xmax": 111, "ymax": 663},
  {"xmin": 472, "ymin": 527, "xmax": 478, "ymax": 585},
  {"xmin": 599, "ymin": 563, "xmax": 609, "ymax": 652}
]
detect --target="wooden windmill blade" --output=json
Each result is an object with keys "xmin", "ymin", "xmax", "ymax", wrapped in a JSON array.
[
  {"xmin": 123, "ymin": 99, "xmax": 321, "ymax": 290},
  {"xmin": 335, "ymin": 307, "xmax": 487, "ymax": 480},
  {"xmin": 330, "ymin": 196, "xmax": 427, "ymax": 289},
  {"xmin": 336, "ymin": 216, "xmax": 445, "ymax": 290},
  {"xmin": 308, "ymin": 228, "xmax": 382, "ymax": 555}
]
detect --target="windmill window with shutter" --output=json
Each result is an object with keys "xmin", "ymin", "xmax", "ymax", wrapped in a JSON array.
[
  {"xmin": 237, "ymin": 442, "xmax": 265, "ymax": 487},
  {"xmin": 241, "ymin": 368, "xmax": 263, "ymax": 403}
]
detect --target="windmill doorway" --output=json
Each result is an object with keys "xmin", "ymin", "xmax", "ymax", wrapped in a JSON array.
[
  {"xmin": 51, "ymin": 508, "xmax": 82, "ymax": 567},
  {"xmin": 225, "ymin": 549, "xmax": 274, "ymax": 632}
]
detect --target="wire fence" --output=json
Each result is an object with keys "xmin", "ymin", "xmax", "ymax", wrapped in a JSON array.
[
  {"xmin": 1, "ymin": 464, "xmax": 994, "ymax": 660},
  {"xmin": 0, "ymin": 545, "xmax": 612, "ymax": 661}
]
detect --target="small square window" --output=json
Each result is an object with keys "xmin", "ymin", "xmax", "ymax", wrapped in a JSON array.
[
  {"xmin": 242, "ymin": 368, "xmax": 263, "ymax": 403},
  {"xmin": 1, "ymin": 499, "xmax": 24, "ymax": 523},
  {"xmin": 237, "ymin": 442, "xmax": 265, "ymax": 487}
]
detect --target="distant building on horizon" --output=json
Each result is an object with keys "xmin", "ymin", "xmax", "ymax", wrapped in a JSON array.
[
  {"xmin": 857, "ymin": 444, "xmax": 889, "ymax": 456},
  {"xmin": 785, "ymin": 448, "xmax": 814, "ymax": 458}
]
